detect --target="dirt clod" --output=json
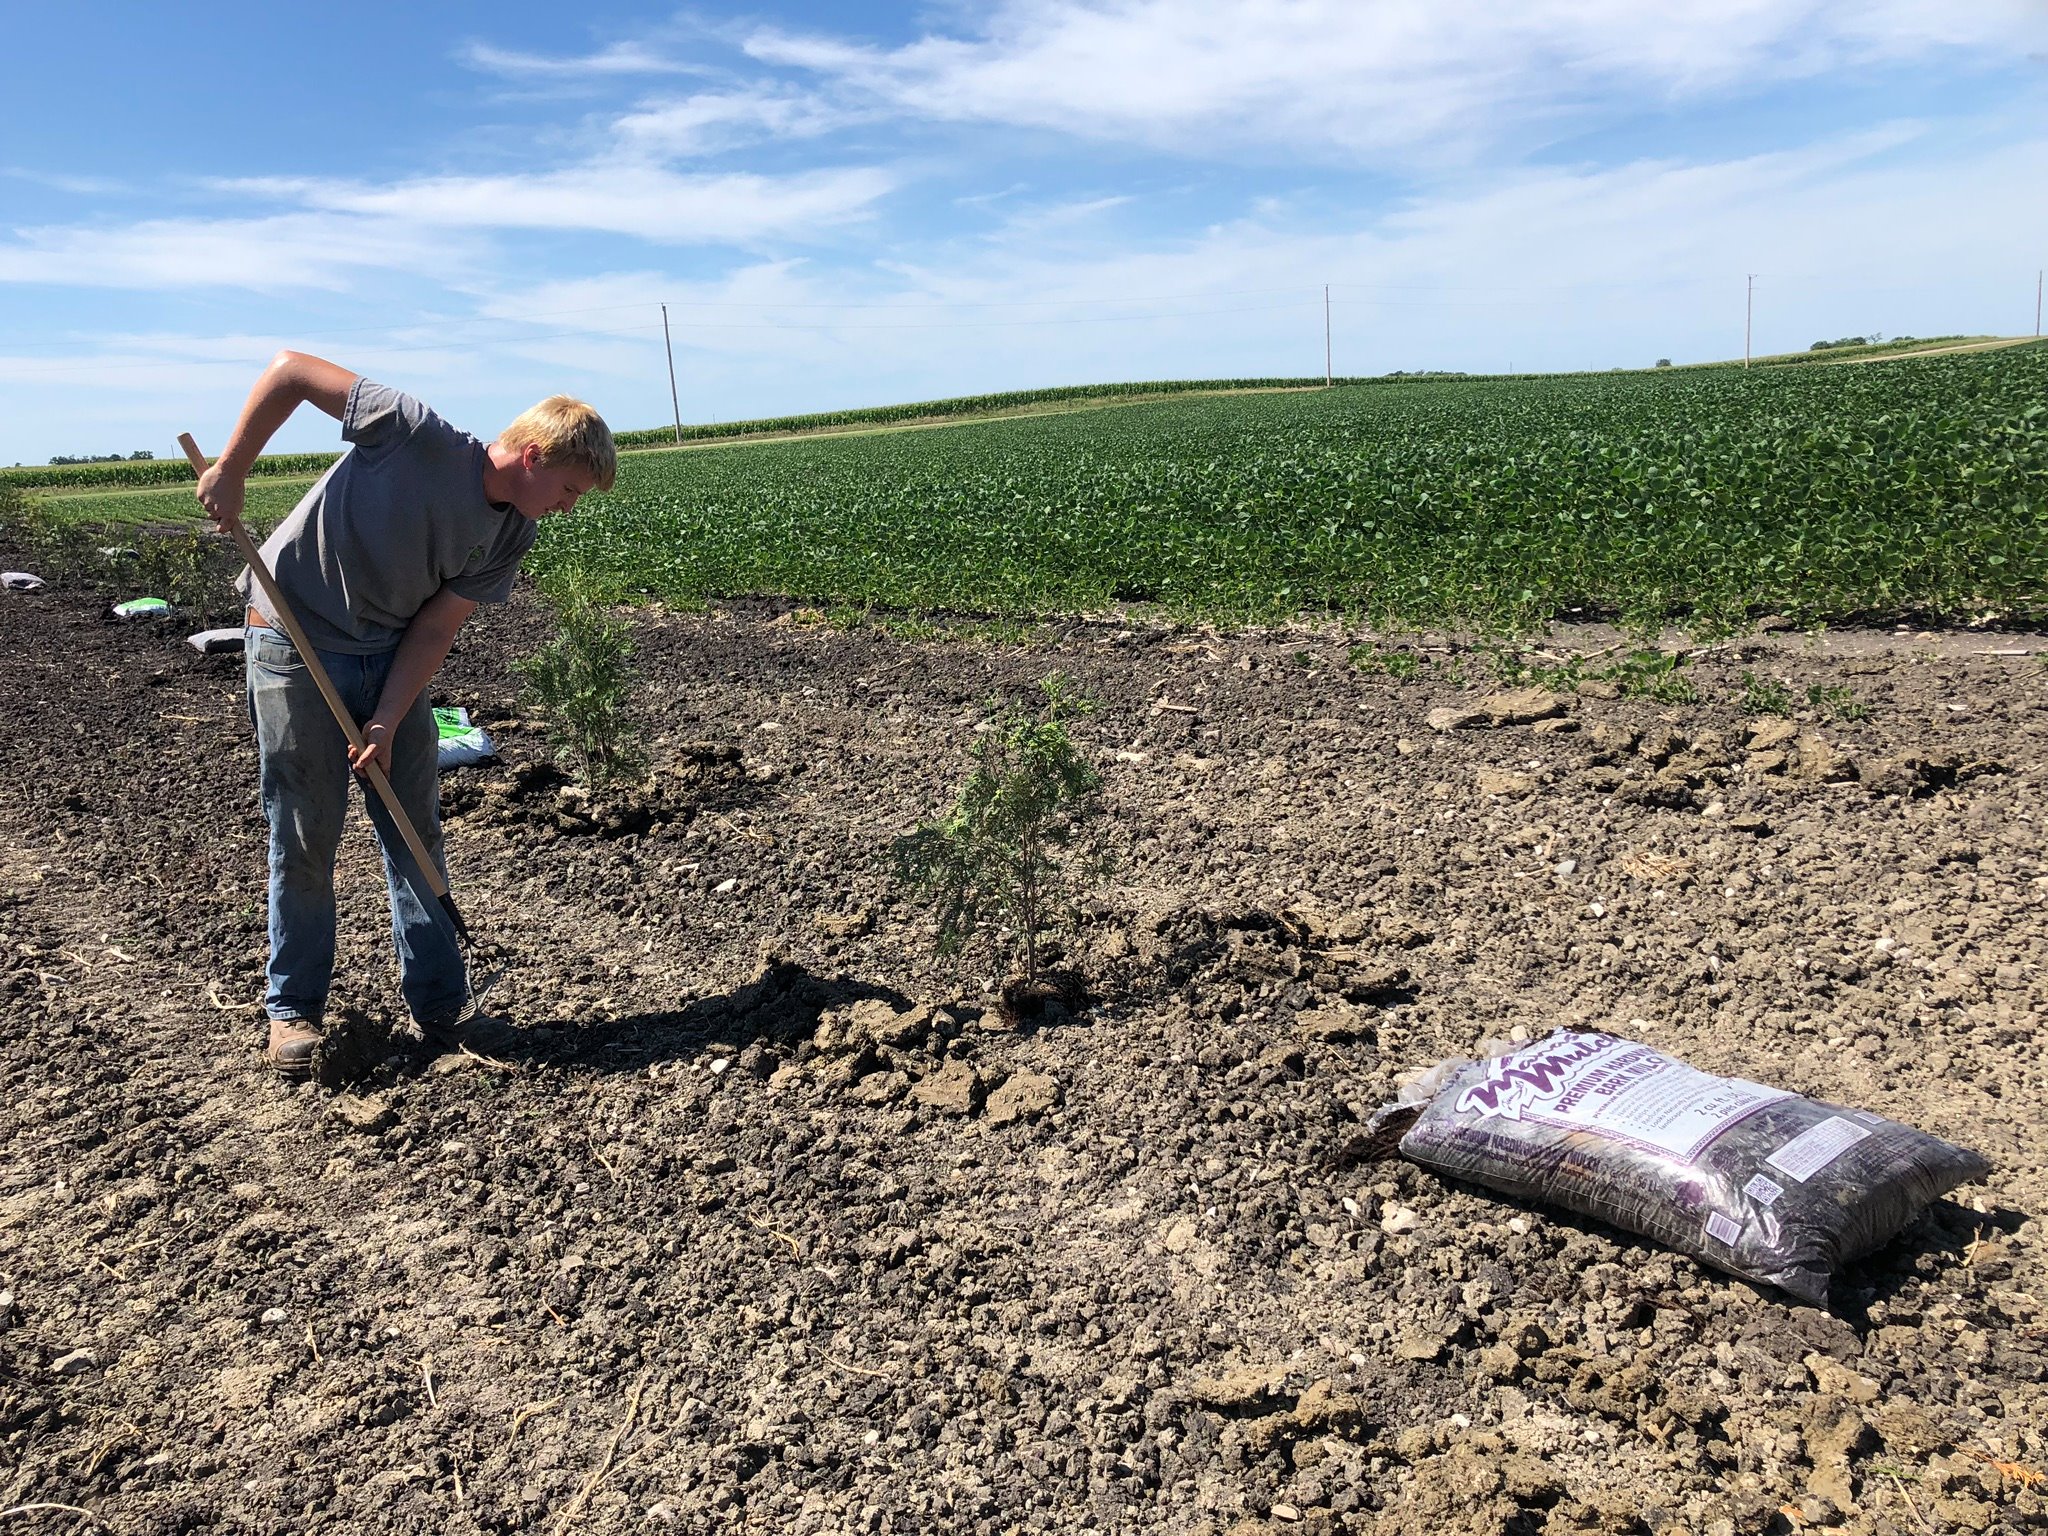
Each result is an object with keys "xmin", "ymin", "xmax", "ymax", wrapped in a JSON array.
[{"xmin": 983, "ymin": 1070, "xmax": 1060, "ymax": 1125}]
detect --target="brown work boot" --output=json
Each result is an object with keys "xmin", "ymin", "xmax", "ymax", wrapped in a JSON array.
[{"xmin": 265, "ymin": 1017, "xmax": 322, "ymax": 1078}]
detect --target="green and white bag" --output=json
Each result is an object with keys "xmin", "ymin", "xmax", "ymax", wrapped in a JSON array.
[{"xmin": 434, "ymin": 707, "xmax": 497, "ymax": 769}]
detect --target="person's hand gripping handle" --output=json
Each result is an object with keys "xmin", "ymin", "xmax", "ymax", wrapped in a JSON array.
[{"xmin": 178, "ymin": 433, "xmax": 472, "ymax": 946}]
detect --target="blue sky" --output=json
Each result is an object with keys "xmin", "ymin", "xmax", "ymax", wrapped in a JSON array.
[{"xmin": 2, "ymin": 0, "xmax": 2044, "ymax": 464}]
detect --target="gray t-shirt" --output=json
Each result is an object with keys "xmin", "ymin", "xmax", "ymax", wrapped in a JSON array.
[{"xmin": 239, "ymin": 378, "xmax": 537, "ymax": 653}]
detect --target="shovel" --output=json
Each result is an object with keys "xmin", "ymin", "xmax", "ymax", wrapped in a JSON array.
[{"xmin": 179, "ymin": 433, "xmax": 492, "ymax": 1020}]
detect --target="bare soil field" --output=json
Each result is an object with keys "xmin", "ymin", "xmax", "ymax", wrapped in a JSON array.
[{"xmin": 3, "ymin": 569, "xmax": 2045, "ymax": 1536}]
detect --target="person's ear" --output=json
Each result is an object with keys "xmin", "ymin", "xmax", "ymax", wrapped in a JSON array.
[{"xmin": 522, "ymin": 442, "xmax": 545, "ymax": 472}]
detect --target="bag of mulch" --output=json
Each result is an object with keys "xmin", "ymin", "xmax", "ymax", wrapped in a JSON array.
[
  {"xmin": 186, "ymin": 627, "xmax": 245, "ymax": 654},
  {"xmin": 2, "ymin": 571, "xmax": 44, "ymax": 591},
  {"xmin": 434, "ymin": 706, "xmax": 496, "ymax": 769},
  {"xmin": 1380, "ymin": 1030, "xmax": 1988, "ymax": 1304},
  {"xmin": 111, "ymin": 597, "xmax": 170, "ymax": 619}
]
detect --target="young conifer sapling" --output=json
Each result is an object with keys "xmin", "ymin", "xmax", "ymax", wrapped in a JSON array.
[{"xmin": 893, "ymin": 673, "xmax": 1107, "ymax": 991}]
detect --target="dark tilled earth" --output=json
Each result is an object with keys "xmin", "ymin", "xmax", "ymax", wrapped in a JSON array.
[{"xmin": 3, "ymin": 561, "xmax": 2046, "ymax": 1536}]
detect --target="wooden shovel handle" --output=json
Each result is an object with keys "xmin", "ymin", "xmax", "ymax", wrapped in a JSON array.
[{"xmin": 179, "ymin": 434, "xmax": 449, "ymax": 901}]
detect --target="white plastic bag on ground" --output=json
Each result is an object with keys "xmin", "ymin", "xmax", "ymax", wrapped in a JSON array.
[
  {"xmin": 1382, "ymin": 1029, "xmax": 1988, "ymax": 1304},
  {"xmin": 434, "ymin": 706, "xmax": 496, "ymax": 770},
  {"xmin": 2, "ymin": 571, "xmax": 44, "ymax": 591},
  {"xmin": 186, "ymin": 628, "xmax": 245, "ymax": 654}
]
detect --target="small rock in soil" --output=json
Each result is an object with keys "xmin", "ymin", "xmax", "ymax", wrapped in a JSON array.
[
  {"xmin": 1395, "ymin": 1330, "xmax": 1445, "ymax": 1362},
  {"xmin": 909, "ymin": 1059, "xmax": 982, "ymax": 1115},
  {"xmin": 1474, "ymin": 767, "xmax": 1535, "ymax": 798},
  {"xmin": 1804, "ymin": 1353, "xmax": 1880, "ymax": 1404},
  {"xmin": 872, "ymin": 1004, "xmax": 931, "ymax": 1049},
  {"xmin": 1476, "ymin": 686, "xmax": 1566, "ymax": 725},
  {"xmin": 1793, "ymin": 733, "xmax": 1854, "ymax": 780},
  {"xmin": 1183, "ymin": 1365, "xmax": 1288, "ymax": 1410},
  {"xmin": 985, "ymin": 1071, "xmax": 1061, "ymax": 1125},
  {"xmin": 852, "ymin": 1070, "xmax": 908, "ymax": 1106},
  {"xmin": 1426, "ymin": 706, "xmax": 1486, "ymax": 732},
  {"xmin": 329, "ymin": 1094, "xmax": 395, "ymax": 1135},
  {"xmin": 1295, "ymin": 1005, "xmax": 1373, "ymax": 1043}
]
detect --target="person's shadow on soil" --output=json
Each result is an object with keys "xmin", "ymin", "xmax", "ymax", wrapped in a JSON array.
[
  {"xmin": 436, "ymin": 956, "xmax": 912, "ymax": 1077},
  {"xmin": 313, "ymin": 959, "xmax": 1092, "ymax": 1090}
]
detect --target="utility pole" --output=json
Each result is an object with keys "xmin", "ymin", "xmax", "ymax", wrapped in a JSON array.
[
  {"xmin": 661, "ymin": 304, "xmax": 683, "ymax": 445},
  {"xmin": 1745, "ymin": 275, "xmax": 1756, "ymax": 368},
  {"xmin": 1324, "ymin": 284, "xmax": 1332, "ymax": 385},
  {"xmin": 2036, "ymin": 269, "xmax": 2042, "ymax": 338}
]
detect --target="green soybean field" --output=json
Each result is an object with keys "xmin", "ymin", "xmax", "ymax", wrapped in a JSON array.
[{"xmin": 532, "ymin": 345, "xmax": 2048, "ymax": 633}]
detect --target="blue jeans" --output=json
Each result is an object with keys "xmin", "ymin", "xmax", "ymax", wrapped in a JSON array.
[{"xmin": 244, "ymin": 626, "xmax": 466, "ymax": 1027}]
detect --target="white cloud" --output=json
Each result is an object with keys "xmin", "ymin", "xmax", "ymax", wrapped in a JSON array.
[
  {"xmin": 426, "ymin": 122, "xmax": 2045, "ymax": 409},
  {"xmin": 858, "ymin": 124, "xmax": 2048, "ymax": 376},
  {"xmin": 248, "ymin": 164, "xmax": 894, "ymax": 244},
  {"xmin": 0, "ymin": 213, "xmax": 476, "ymax": 291},
  {"xmin": 744, "ymin": 0, "xmax": 2046, "ymax": 162},
  {"xmin": 470, "ymin": 260, "xmax": 823, "ymax": 322},
  {"xmin": 612, "ymin": 86, "xmax": 859, "ymax": 157},
  {"xmin": 457, "ymin": 40, "xmax": 705, "ymax": 78},
  {"xmin": 988, "ymin": 194, "xmax": 1135, "ymax": 239},
  {"xmin": 4, "ymin": 75, "xmax": 2043, "ymax": 464},
  {"xmin": 2, "ymin": 167, "xmax": 132, "ymax": 196}
]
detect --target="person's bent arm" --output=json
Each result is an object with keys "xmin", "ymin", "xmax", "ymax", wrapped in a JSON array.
[
  {"xmin": 197, "ymin": 351, "xmax": 359, "ymax": 529},
  {"xmin": 348, "ymin": 586, "xmax": 480, "ymax": 777}
]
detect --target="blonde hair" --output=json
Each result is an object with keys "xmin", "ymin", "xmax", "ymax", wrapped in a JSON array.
[{"xmin": 499, "ymin": 396, "xmax": 617, "ymax": 491}]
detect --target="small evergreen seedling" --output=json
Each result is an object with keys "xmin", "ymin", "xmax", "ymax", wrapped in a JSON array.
[
  {"xmin": 513, "ymin": 587, "xmax": 645, "ymax": 787},
  {"xmin": 894, "ymin": 674, "xmax": 1106, "ymax": 988}
]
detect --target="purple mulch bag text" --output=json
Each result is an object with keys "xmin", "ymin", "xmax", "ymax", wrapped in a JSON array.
[{"xmin": 1394, "ymin": 1030, "xmax": 1989, "ymax": 1305}]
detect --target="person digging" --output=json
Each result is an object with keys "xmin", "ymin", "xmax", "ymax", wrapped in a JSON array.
[{"xmin": 195, "ymin": 351, "xmax": 615, "ymax": 1076}]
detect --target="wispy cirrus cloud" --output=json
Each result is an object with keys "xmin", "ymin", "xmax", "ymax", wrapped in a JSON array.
[
  {"xmin": 743, "ymin": 0, "xmax": 2046, "ymax": 163},
  {"xmin": 0, "ymin": 154, "xmax": 892, "ymax": 297},
  {"xmin": 228, "ymin": 163, "xmax": 893, "ymax": 245},
  {"xmin": 0, "ymin": 212, "xmax": 477, "ymax": 291},
  {"xmin": 3, "ymin": 166, "xmax": 133, "ymax": 197},
  {"xmin": 612, "ymin": 86, "xmax": 862, "ymax": 157},
  {"xmin": 457, "ymin": 39, "xmax": 707, "ymax": 78}
]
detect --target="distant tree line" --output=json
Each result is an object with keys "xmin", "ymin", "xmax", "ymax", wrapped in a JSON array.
[
  {"xmin": 48, "ymin": 449, "xmax": 156, "ymax": 465},
  {"xmin": 1809, "ymin": 333, "xmax": 1911, "ymax": 352}
]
